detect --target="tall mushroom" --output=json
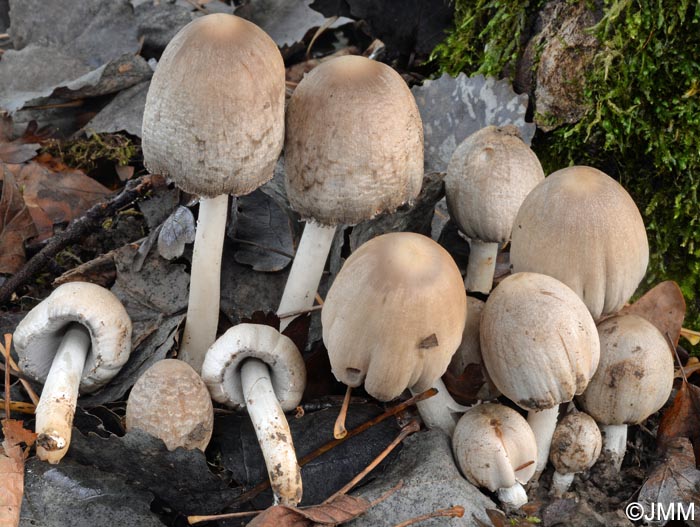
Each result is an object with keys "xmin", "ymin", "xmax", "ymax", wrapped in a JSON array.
[
  {"xmin": 445, "ymin": 125, "xmax": 544, "ymax": 293},
  {"xmin": 142, "ymin": 13, "xmax": 285, "ymax": 371},
  {"xmin": 279, "ymin": 55, "xmax": 423, "ymax": 330},
  {"xmin": 510, "ymin": 165, "xmax": 648, "ymax": 319},
  {"xmin": 322, "ymin": 232, "xmax": 467, "ymax": 435},
  {"xmin": 549, "ymin": 411, "xmax": 602, "ymax": 496},
  {"xmin": 14, "ymin": 282, "xmax": 132, "ymax": 463},
  {"xmin": 201, "ymin": 324, "xmax": 306, "ymax": 505}
]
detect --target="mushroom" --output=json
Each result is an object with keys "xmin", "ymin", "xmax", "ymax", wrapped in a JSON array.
[
  {"xmin": 279, "ymin": 55, "xmax": 423, "ymax": 330},
  {"xmin": 452, "ymin": 403, "xmax": 537, "ymax": 509},
  {"xmin": 577, "ymin": 314, "xmax": 674, "ymax": 471},
  {"xmin": 549, "ymin": 411, "xmax": 602, "ymax": 496},
  {"xmin": 480, "ymin": 272, "xmax": 600, "ymax": 476},
  {"xmin": 510, "ymin": 165, "xmax": 648, "ymax": 319},
  {"xmin": 126, "ymin": 359, "xmax": 213, "ymax": 451},
  {"xmin": 142, "ymin": 13, "xmax": 285, "ymax": 370},
  {"xmin": 201, "ymin": 324, "xmax": 306, "ymax": 505},
  {"xmin": 322, "ymin": 232, "xmax": 468, "ymax": 435},
  {"xmin": 445, "ymin": 125, "xmax": 544, "ymax": 293},
  {"xmin": 13, "ymin": 282, "xmax": 132, "ymax": 463}
]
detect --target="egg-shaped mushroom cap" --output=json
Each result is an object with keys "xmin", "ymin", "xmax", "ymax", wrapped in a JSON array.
[
  {"xmin": 285, "ymin": 55, "xmax": 424, "ymax": 226},
  {"xmin": 126, "ymin": 359, "xmax": 213, "ymax": 451},
  {"xmin": 549, "ymin": 411, "xmax": 602, "ymax": 473},
  {"xmin": 142, "ymin": 13, "xmax": 285, "ymax": 198},
  {"xmin": 577, "ymin": 314, "xmax": 674, "ymax": 425},
  {"xmin": 14, "ymin": 282, "xmax": 132, "ymax": 394},
  {"xmin": 480, "ymin": 272, "xmax": 600, "ymax": 411},
  {"xmin": 445, "ymin": 125, "xmax": 544, "ymax": 244},
  {"xmin": 322, "ymin": 232, "xmax": 467, "ymax": 401},
  {"xmin": 201, "ymin": 324, "xmax": 305, "ymax": 411},
  {"xmin": 510, "ymin": 165, "xmax": 649, "ymax": 319},
  {"xmin": 452, "ymin": 403, "xmax": 537, "ymax": 492}
]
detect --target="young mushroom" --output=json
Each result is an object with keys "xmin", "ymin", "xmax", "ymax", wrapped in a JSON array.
[
  {"xmin": 142, "ymin": 13, "xmax": 285, "ymax": 371},
  {"xmin": 14, "ymin": 282, "xmax": 132, "ymax": 463},
  {"xmin": 452, "ymin": 403, "xmax": 537, "ymax": 509},
  {"xmin": 126, "ymin": 359, "xmax": 214, "ymax": 452},
  {"xmin": 480, "ymin": 272, "xmax": 600, "ymax": 477},
  {"xmin": 279, "ymin": 55, "xmax": 423, "ymax": 330},
  {"xmin": 201, "ymin": 324, "xmax": 306, "ymax": 505},
  {"xmin": 577, "ymin": 314, "xmax": 674, "ymax": 471},
  {"xmin": 549, "ymin": 411, "xmax": 602, "ymax": 496},
  {"xmin": 445, "ymin": 125, "xmax": 544, "ymax": 293},
  {"xmin": 322, "ymin": 232, "xmax": 468, "ymax": 435}
]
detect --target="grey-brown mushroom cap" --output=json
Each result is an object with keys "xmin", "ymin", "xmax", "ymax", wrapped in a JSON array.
[
  {"xmin": 549, "ymin": 412, "xmax": 602, "ymax": 473},
  {"xmin": 285, "ymin": 55, "xmax": 424, "ymax": 226},
  {"xmin": 126, "ymin": 359, "xmax": 214, "ymax": 452},
  {"xmin": 480, "ymin": 272, "xmax": 600, "ymax": 410},
  {"xmin": 577, "ymin": 314, "xmax": 674, "ymax": 425},
  {"xmin": 322, "ymin": 232, "xmax": 467, "ymax": 401},
  {"xmin": 445, "ymin": 125, "xmax": 544, "ymax": 243},
  {"xmin": 13, "ymin": 282, "xmax": 132, "ymax": 394},
  {"xmin": 510, "ymin": 165, "xmax": 649, "ymax": 319},
  {"xmin": 142, "ymin": 13, "xmax": 285, "ymax": 198}
]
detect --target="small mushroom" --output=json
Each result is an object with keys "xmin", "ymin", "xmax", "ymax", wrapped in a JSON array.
[
  {"xmin": 322, "ymin": 232, "xmax": 467, "ymax": 435},
  {"xmin": 577, "ymin": 314, "xmax": 674, "ymax": 471},
  {"xmin": 279, "ymin": 55, "xmax": 423, "ymax": 329},
  {"xmin": 549, "ymin": 411, "xmax": 602, "ymax": 496},
  {"xmin": 445, "ymin": 125, "xmax": 544, "ymax": 293},
  {"xmin": 126, "ymin": 359, "xmax": 213, "ymax": 451},
  {"xmin": 201, "ymin": 324, "xmax": 306, "ymax": 505},
  {"xmin": 14, "ymin": 282, "xmax": 132, "ymax": 463},
  {"xmin": 452, "ymin": 403, "xmax": 537, "ymax": 509}
]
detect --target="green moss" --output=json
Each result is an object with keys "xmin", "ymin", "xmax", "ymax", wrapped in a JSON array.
[{"xmin": 43, "ymin": 132, "xmax": 138, "ymax": 173}]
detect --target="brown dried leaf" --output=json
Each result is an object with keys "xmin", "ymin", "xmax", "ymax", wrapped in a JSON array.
[
  {"xmin": 1, "ymin": 419, "xmax": 37, "ymax": 527},
  {"xmin": 621, "ymin": 281, "xmax": 686, "ymax": 346},
  {"xmin": 638, "ymin": 437, "xmax": 700, "ymax": 509},
  {"xmin": 657, "ymin": 381, "xmax": 700, "ymax": 462},
  {"xmin": 0, "ymin": 118, "xmax": 46, "ymax": 164},
  {"xmin": 248, "ymin": 495, "xmax": 372, "ymax": 527},
  {"xmin": 442, "ymin": 363, "xmax": 486, "ymax": 405},
  {"xmin": 0, "ymin": 167, "xmax": 38, "ymax": 273}
]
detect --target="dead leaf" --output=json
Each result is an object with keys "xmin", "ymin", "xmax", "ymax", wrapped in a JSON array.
[
  {"xmin": 0, "ymin": 117, "xmax": 46, "ymax": 164},
  {"xmin": 157, "ymin": 205, "xmax": 195, "ymax": 260},
  {"xmin": 620, "ymin": 281, "xmax": 686, "ymax": 346},
  {"xmin": 1, "ymin": 419, "xmax": 37, "ymax": 527},
  {"xmin": 442, "ymin": 363, "xmax": 487, "ymax": 405},
  {"xmin": 0, "ymin": 167, "xmax": 38, "ymax": 273},
  {"xmin": 248, "ymin": 494, "xmax": 373, "ymax": 527},
  {"xmin": 657, "ymin": 381, "xmax": 700, "ymax": 463}
]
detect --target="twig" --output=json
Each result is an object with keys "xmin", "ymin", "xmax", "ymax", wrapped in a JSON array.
[
  {"xmin": 391, "ymin": 506, "xmax": 465, "ymax": 527},
  {"xmin": 277, "ymin": 304, "xmax": 323, "ymax": 320},
  {"xmin": 0, "ymin": 175, "xmax": 158, "ymax": 306},
  {"xmin": 0, "ymin": 352, "xmax": 40, "ymax": 406},
  {"xmin": 184, "ymin": 0, "xmax": 209, "ymax": 13},
  {"xmin": 0, "ymin": 400, "xmax": 35, "ymax": 415},
  {"xmin": 2, "ymin": 334, "xmax": 10, "ymax": 418}
]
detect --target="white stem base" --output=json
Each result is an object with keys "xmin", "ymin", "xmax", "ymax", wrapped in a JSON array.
[
  {"xmin": 179, "ymin": 194, "xmax": 229, "ymax": 373},
  {"xmin": 602, "ymin": 424, "xmax": 627, "ymax": 472},
  {"xmin": 277, "ymin": 222, "xmax": 336, "ymax": 332},
  {"xmin": 35, "ymin": 323, "xmax": 91, "ymax": 464},
  {"xmin": 465, "ymin": 240, "xmax": 498, "ymax": 294},
  {"xmin": 551, "ymin": 471, "xmax": 575, "ymax": 497},
  {"xmin": 411, "ymin": 378, "xmax": 468, "ymax": 437},
  {"xmin": 527, "ymin": 406, "xmax": 559, "ymax": 478},
  {"xmin": 497, "ymin": 483, "xmax": 528, "ymax": 509},
  {"xmin": 241, "ymin": 359, "xmax": 302, "ymax": 506}
]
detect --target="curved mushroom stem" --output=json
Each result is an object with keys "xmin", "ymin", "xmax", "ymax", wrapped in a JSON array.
[
  {"xmin": 551, "ymin": 471, "xmax": 575, "ymax": 497},
  {"xmin": 465, "ymin": 239, "xmax": 498, "ymax": 294},
  {"xmin": 410, "ymin": 378, "xmax": 468, "ymax": 436},
  {"xmin": 527, "ymin": 406, "xmax": 559, "ymax": 478},
  {"xmin": 277, "ymin": 222, "xmax": 336, "ymax": 332},
  {"xmin": 35, "ymin": 323, "xmax": 91, "ymax": 464},
  {"xmin": 179, "ymin": 194, "xmax": 229, "ymax": 373},
  {"xmin": 240, "ymin": 358, "xmax": 302, "ymax": 505},
  {"xmin": 601, "ymin": 424, "xmax": 627, "ymax": 472},
  {"xmin": 497, "ymin": 483, "xmax": 528, "ymax": 509}
]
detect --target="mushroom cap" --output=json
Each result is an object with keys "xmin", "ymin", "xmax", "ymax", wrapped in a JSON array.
[
  {"xmin": 200, "ymin": 324, "xmax": 305, "ymax": 411},
  {"xmin": 452, "ymin": 403, "xmax": 537, "ymax": 492},
  {"xmin": 549, "ymin": 411, "xmax": 602, "ymax": 473},
  {"xmin": 14, "ymin": 282, "xmax": 132, "ymax": 394},
  {"xmin": 142, "ymin": 13, "xmax": 285, "ymax": 198},
  {"xmin": 510, "ymin": 165, "xmax": 649, "ymax": 319},
  {"xmin": 126, "ymin": 359, "xmax": 214, "ymax": 451},
  {"xmin": 285, "ymin": 55, "xmax": 424, "ymax": 226},
  {"xmin": 322, "ymin": 232, "xmax": 467, "ymax": 401},
  {"xmin": 445, "ymin": 125, "xmax": 544, "ymax": 243},
  {"xmin": 577, "ymin": 314, "xmax": 674, "ymax": 425},
  {"xmin": 480, "ymin": 272, "xmax": 600, "ymax": 410}
]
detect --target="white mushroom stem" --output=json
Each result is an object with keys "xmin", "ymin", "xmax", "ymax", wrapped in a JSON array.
[
  {"xmin": 551, "ymin": 471, "xmax": 575, "ymax": 497},
  {"xmin": 497, "ymin": 483, "xmax": 529, "ymax": 509},
  {"xmin": 34, "ymin": 323, "xmax": 91, "ymax": 464},
  {"xmin": 179, "ymin": 194, "xmax": 229, "ymax": 373},
  {"xmin": 601, "ymin": 424, "xmax": 627, "ymax": 472},
  {"xmin": 410, "ymin": 378, "xmax": 468, "ymax": 436},
  {"xmin": 465, "ymin": 239, "xmax": 499, "ymax": 294},
  {"xmin": 277, "ymin": 221, "xmax": 336, "ymax": 331},
  {"xmin": 240, "ymin": 358, "xmax": 302, "ymax": 506},
  {"xmin": 527, "ymin": 406, "xmax": 559, "ymax": 477}
]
